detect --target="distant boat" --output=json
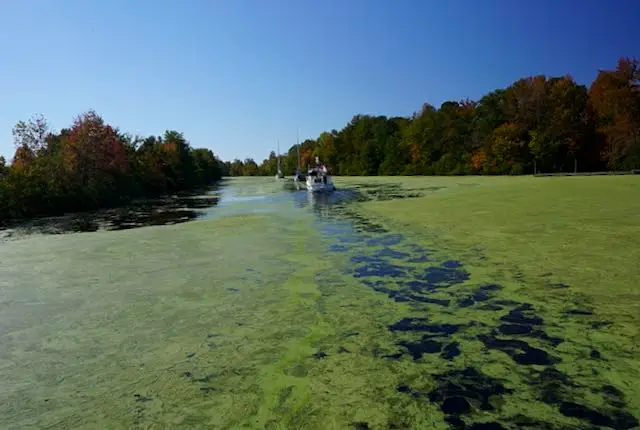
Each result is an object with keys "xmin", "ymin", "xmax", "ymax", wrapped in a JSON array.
[{"xmin": 275, "ymin": 140, "xmax": 285, "ymax": 180}]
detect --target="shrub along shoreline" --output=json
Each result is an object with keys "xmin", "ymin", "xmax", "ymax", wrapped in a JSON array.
[{"xmin": 0, "ymin": 110, "xmax": 227, "ymax": 223}]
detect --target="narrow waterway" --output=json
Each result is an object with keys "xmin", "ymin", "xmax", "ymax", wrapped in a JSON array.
[{"xmin": 0, "ymin": 178, "xmax": 637, "ymax": 429}]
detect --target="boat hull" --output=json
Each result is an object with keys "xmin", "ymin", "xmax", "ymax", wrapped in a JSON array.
[{"xmin": 305, "ymin": 181, "xmax": 335, "ymax": 193}]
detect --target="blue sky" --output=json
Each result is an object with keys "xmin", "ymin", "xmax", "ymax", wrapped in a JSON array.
[{"xmin": 0, "ymin": 0, "xmax": 638, "ymax": 162}]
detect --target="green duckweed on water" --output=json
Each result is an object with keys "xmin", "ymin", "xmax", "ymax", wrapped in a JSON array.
[{"xmin": 0, "ymin": 176, "xmax": 638, "ymax": 429}]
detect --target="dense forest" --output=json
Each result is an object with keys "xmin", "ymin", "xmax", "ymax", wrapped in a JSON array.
[
  {"xmin": 229, "ymin": 57, "xmax": 640, "ymax": 177},
  {"xmin": 0, "ymin": 110, "xmax": 227, "ymax": 221}
]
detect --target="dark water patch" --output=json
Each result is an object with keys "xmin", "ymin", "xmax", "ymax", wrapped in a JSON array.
[
  {"xmin": 352, "ymin": 422, "xmax": 370, "ymax": 430},
  {"xmin": 529, "ymin": 330, "xmax": 564, "ymax": 347},
  {"xmin": 472, "ymin": 290, "xmax": 491, "ymax": 302},
  {"xmin": 398, "ymin": 337, "xmax": 443, "ymax": 360},
  {"xmin": 495, "ymin": 323, "xmax": 564, "ymax": 348},
  {"xmin": 499, "ymin": 304, "xmax": 544, "ymax": 326},
  {"xmin": 353, "ymin": 261, "xmax": 407, "ymax": 278},
  {"xmin": 590, "ymin": 321, "xmax": 613, "ymax": 329},
  {"xmin": 383, "ymin": 352, "xmax": 404, "ymax": 360},
  {"xmin": 442, "ymin": 260, "xmax": 463, "ymax": 268},
  {"xmin": 442, "ymin": 396, "xmax": 471, "ymax": 414},
  {"xmin": 373, "ymin": 285, "xmax": 420, "ymax": 303},
  {"xmin": 342, "ymin": 331, "xmax": 359, "ymax": 338},
  {"xmin": 602, "ymin": 384, "xmax": 624, "ymax": 399},
  {"xmin": 134, "ymin": 394, "xmax": 153, "ymax": 402},
  {"xmin": 405, "ymin": 280, "xmax": 431, "ymax": 292},
  {"xmin": 457, "ymin": 297, "xmax": 476, "ymax": 308},
  {"xmin": 478, "ymin": 283, "xmax": 502, "ymax": 292},
  {"xmin": 589, "ymin": 349, "xmax": 602, "ymax": 360},
  {"xmin": 396, "ymin": 384, "xmax": 413, "ymax": 395},
  {"xmin": 312, "ymin": 351, "xmax": 328, "ymax": 359},
  {"xmin": 100, "ymin": 208, "xmax": 201, "ymax": 231},
  {"xmin": 406, "ymin": 294, "xmax": 450, "ymax": 306},
  {"xmin": 498, "ymin": 323, "xmax": 533, "ymax": 335},
  {"xmin": 415, "ymin": 264, "xmax": 470, "ymax": 290},
  {"xmin": 457, "ymin": 285, "xmax": 502, "ymax": 308},
  {"xmin": 389, "ymin": 318, "xmax": 460, "ymax": 360},
  {"xmin": 601, "ymin": 384, "xmax": 627, "ymax": 408},
  {"xmin": 445, "ymin": 415, "xmax": 466, "ymax": 430},
  {"xmin": 370, "ymin": 281, "xmax": 450, "ymax": 306},
  {"xmin": 535, "ymin": 367, "xmax": 573, "ymax": 405},
  {"xmin": 374, "ymin": 247, "xmax": 410, "ymax": 260},
  {"xmin": 547, "ymin": 282, "xmax": 570, "ymax": 289},
  {"xmin": 426, "ymin": 367, "xmax": 513, "ymax": 416},
  {"xmin": 478, "ymin": 334, "xmax": 558, "ymax": 365},
  {"xmin": 389, "ymin": 318, "xmax": 460, "ymax": 335},
  {"xmin": 476, "ymin": 303, "xmax": 504, "ymax": 311},
  {"xmin": 564, "ymin": 309, "xmax": 594, "ymax": 316},
  {"xmin": 559, "ymin": 401, "xmax": 638, "ymax": 429},
  {"xmin": 0, "ymin": 190, "xmax": 220, "ymax": 236},
  {"xmin": 442, "ymin": 342, "xmax": 461, "ymax": 360}
]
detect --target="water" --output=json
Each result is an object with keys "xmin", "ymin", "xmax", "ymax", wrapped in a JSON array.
[{"xmin": 0, "ymin": 178, "xmax": 637, "ymax": 429}]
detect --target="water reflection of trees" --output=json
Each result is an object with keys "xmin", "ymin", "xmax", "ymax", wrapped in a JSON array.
[{"xmin": 0, "ymin": 190, "xmax": 220, "ymax": 236}]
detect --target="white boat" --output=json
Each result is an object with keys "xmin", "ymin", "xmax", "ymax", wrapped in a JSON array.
[
  {"xmin": 305, "ymin": 157, "xmax": 335, "ymax": 193},
  {"xmin": 275, "ymin": 140, "xmax": 285, "ymax": 180}
]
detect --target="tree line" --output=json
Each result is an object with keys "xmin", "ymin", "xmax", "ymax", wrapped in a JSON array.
[
  {"xmin": 0, "ymin": 110, "xmax": 227, "ymax": 222},
  {"xmin": 230, "ymin": 57, "xmax": 640, "ymax": 177},
  {"xmin": 1, "ymin": 57, "xmax": 638, "ymax": 222}
]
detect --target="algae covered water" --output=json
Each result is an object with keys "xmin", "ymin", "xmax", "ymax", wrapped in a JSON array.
[{"xmin": 0, "ymin": 177, "xmax": 638, "ymax": 429}]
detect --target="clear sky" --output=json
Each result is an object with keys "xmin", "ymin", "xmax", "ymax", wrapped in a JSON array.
[{"xmin": 0, "ymin": 0, "xmax": 638, "ymax": 163}]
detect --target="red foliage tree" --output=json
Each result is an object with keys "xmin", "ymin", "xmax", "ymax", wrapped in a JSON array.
[{"xmin": 61, "ymin": 110, "xmax": 130, "ymax": 190}]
